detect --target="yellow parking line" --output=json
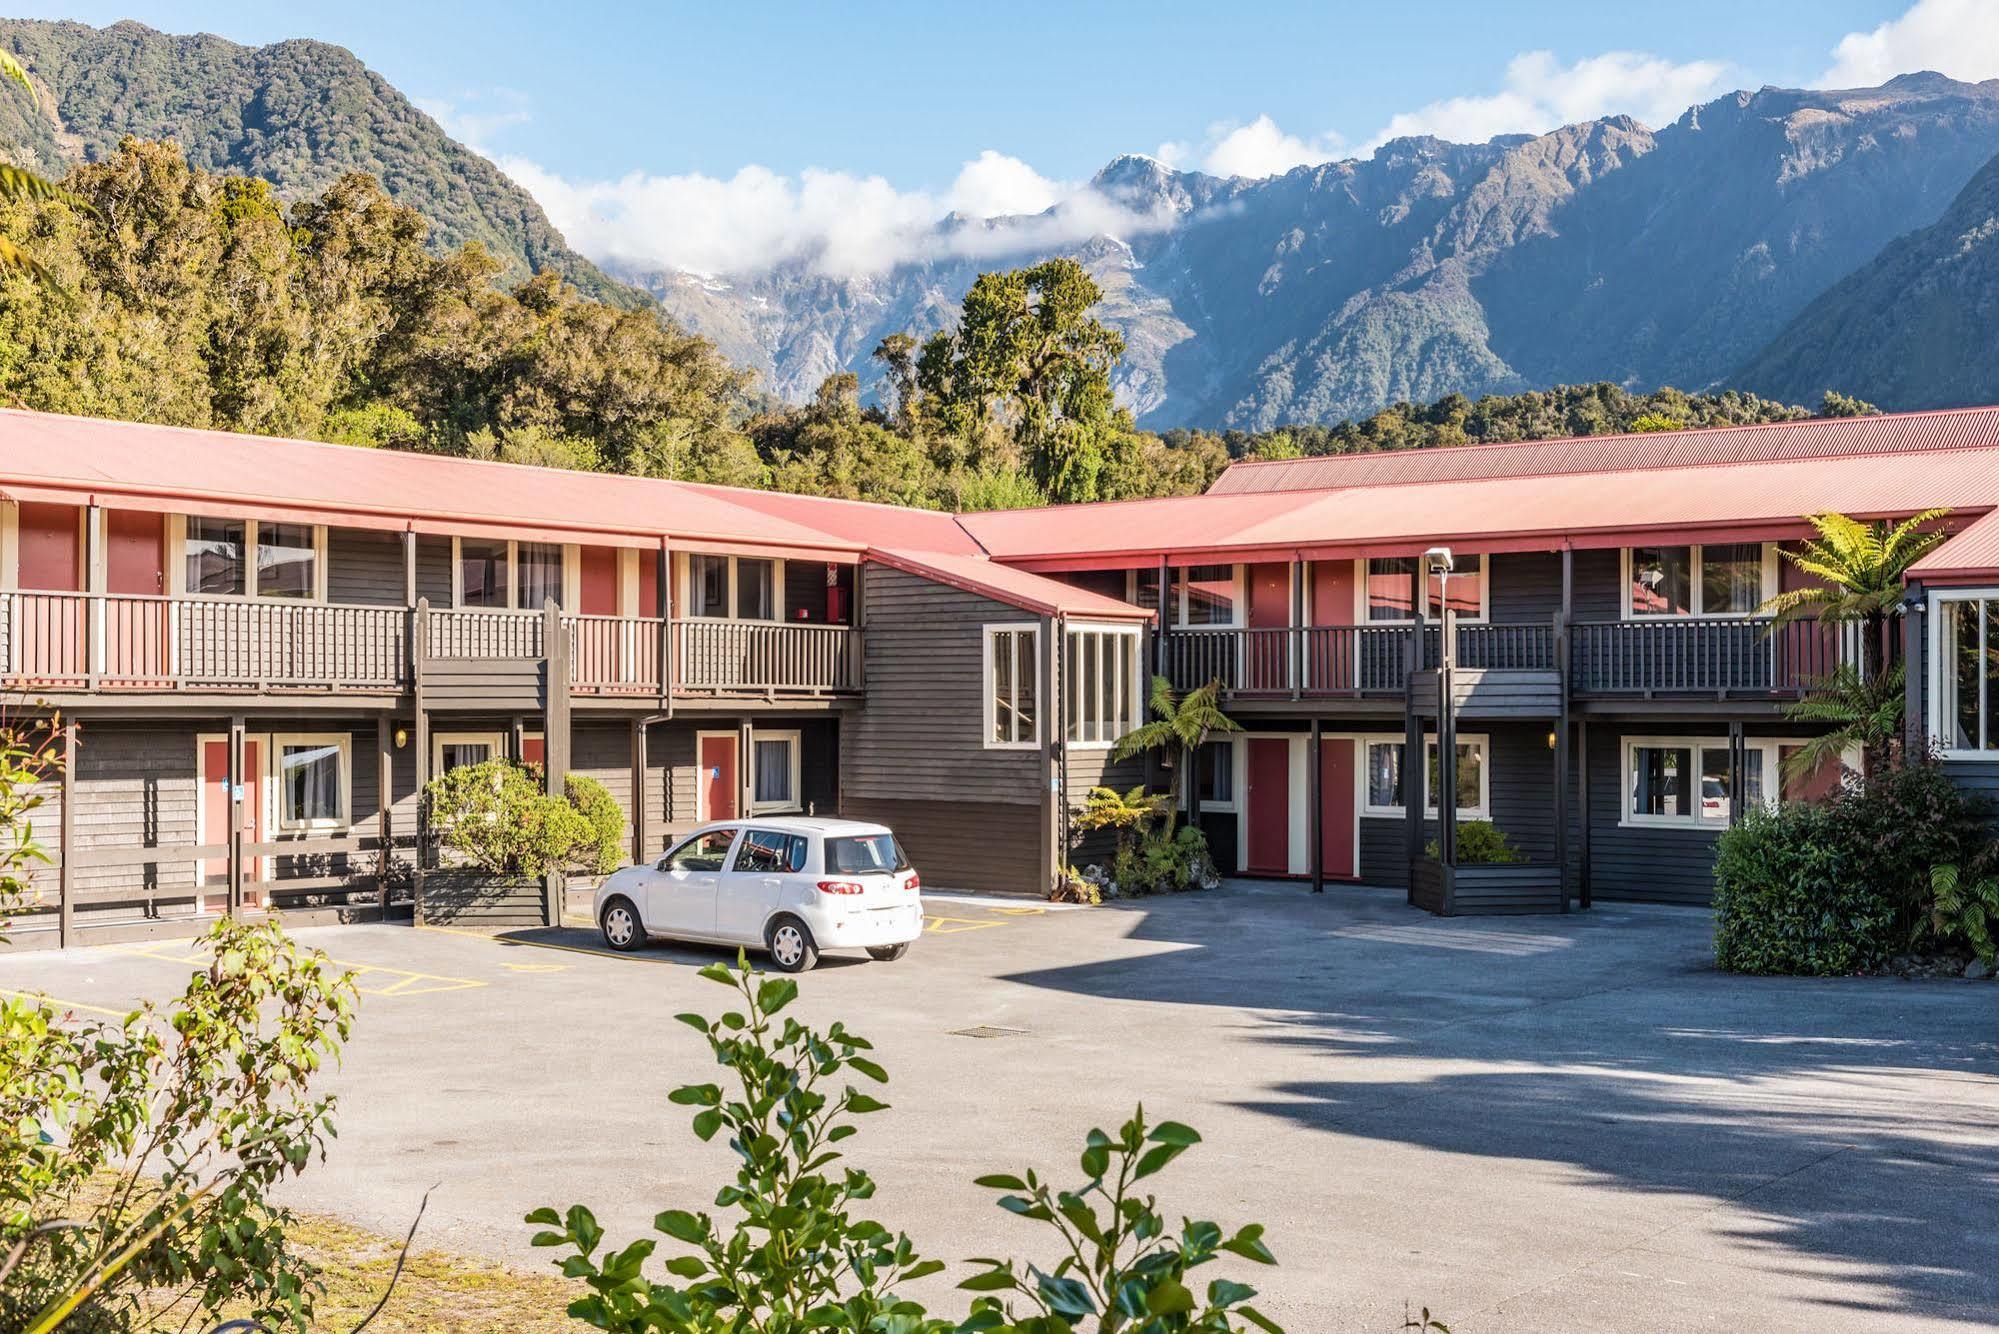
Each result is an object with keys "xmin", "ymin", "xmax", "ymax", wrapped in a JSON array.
[
  {"xmin": 419, "ymin": 922, "xmax": 686, "ymax": 965},
  {"xmin": 112, "ymin": 941, "xmax": 485, "ymax": 998},
  {"xmin": 0, "ymin": 986, "xmax": 134, "ymax": 1019},
  {"xmin": 923, "ymin": 915, "xmax": 1005, "ymax": 935}
]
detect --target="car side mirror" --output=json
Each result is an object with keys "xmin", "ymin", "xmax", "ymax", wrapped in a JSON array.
[{"xmin": 655, "ymin": 856, "xmax": 673, "ymax": 872}]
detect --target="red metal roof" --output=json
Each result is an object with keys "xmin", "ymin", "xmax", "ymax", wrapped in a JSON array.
[
  {"xmin": 1209, "ymin": 406, "xmax": 1999, "ymax": 495},
  {"xmin": 1912, "ymin": 508, "xmax": 1999, "ymax": 583},
  {"xmin": 671, "ymin": 481, "xmax": 985, "ymax": 555},
  {"xmin": 964, "ymin": 447, "xmax": 1999, "ymax": 568},
  {"xmin": 0, "ymin": 409, "xmax": 861, "ymax": 559},
  {"xmin": 867, "ymin": 549, "xmax": 1151, "ymax": 620}
]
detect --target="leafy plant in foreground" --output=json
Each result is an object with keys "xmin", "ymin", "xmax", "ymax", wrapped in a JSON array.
[
  {"xmin": 528, "ymin": 954, "xmax": 1289, "ymax": 1332},
  {"xmin": 1919, "ymin": 864, "xmax": 1999, "ymax": 965}
]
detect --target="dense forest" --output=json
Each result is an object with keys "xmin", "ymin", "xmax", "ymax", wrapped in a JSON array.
[{"xmin": 0, "ymin": 140, "xmax": 1868, "ymax": 511}]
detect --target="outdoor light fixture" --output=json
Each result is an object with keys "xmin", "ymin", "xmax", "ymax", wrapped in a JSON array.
[
  {"xmin": 1546, "ymin": 729, "xmax": 1558, "ymax": 750},
  {"xmin": 393, "ymin": 726, "xmax": 408, "ymax": 749},
  {"xmin": 1424, "ymin": 546, "xmax": 1455, "ymax": 576}
]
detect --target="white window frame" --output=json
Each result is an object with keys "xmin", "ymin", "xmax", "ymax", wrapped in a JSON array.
[
  {"xmin": 432, "ymin": 731, "xmax": 509, "ymax": 775},
  {"xmin": 1153, "ymin": 563, "xmax": 1245, "ymax": 628},
  {"xmin": 169, "ymin": 515, "xmax": 327, "ymax": 601},
  {"xmin": 1927, "ymin": 587, "xmax": 1999, "ymax": 759},
  {"xmin": 1064, "ymin": 623, "xmax": 1144, "ymax": 748},
  {"xmin": 982, "ymin": 622, "xmax": 1042, "ymax": 750},
  {"xmin": 680, "ymin": 552, "xmax": 785, "ymax": 622},
  {"xmin": 451, "ymin": 536, "xmax": 577, "ymax": 612},
  {"xmin": 749, "ymin": 728, "xmax": 803, "ymax": 814},
  {"xmin": 1196, "ymin": 735, "xmax": 1240, "ymax": 813},
  {"xmin": 1361, "ymin": 555, "xmax": 1490, "ymax": 625},
  {"xmin": 270, "ymin": 731, "xmax": 351, "ymax": 832},
  {"xmin": 1358, "ymin": 733, "xmax": 1491, "ymax": 820},
  {"xmin": 1620, "ymin": 543, "xmax": 1779, "ymax": 620},
  {"xmin": 1618, "ymin": 734, "xmax": 1833, "ymax": 829}
]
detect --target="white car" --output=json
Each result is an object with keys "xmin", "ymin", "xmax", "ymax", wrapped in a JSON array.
[{"xmin": 593, "ymin": 817, "xmax": 923, "ymax": 972}]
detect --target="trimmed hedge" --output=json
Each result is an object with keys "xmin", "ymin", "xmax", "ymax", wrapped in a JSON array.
[{"xmin": 565, "ymin": 772, "xmax": 627, "ymax": 876}]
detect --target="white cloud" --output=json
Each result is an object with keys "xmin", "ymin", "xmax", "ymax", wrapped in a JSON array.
[
  {"xmin": 1364, "ymin": 50, "xmax": 1730, "ymax": 150},
  {"xmin": 1191, "ymin": 115, "xmax": 1345, "ymax": 179},
  {"xmin": 502, "ymin": 151, "xmax": 1175, "ymax": 280},
  {"xmin": 416, "ymin": 89, "xmax": 532, "ymax": 148},
  {"xmin": 1821, "ymin": 0, "xmax": 1999, "ymax": 88}
]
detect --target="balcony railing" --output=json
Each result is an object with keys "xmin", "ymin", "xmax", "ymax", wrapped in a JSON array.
[
  {"xmin": 0, "ymin": 592, "xmax": 861, "ymax": 698},
  {"xmin": 1568, "ymin": 617, "xmax": 1848, "ymax": 696},
  {"xmin": 1162, "ymin": 623, "xmax": 1559, "ymax": 696}
]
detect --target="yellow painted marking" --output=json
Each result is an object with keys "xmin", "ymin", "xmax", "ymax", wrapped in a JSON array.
[
  {"xmin": 0, "ymin": 986, "xmax": 133, "ymax": 1019},
  {"xmin": 991, "ymin": 906, "xmax": 1047, "ymax": 917},
  {"xmin": 112, "ymin": 941, "xmax": 485, "ymax": 998},
  {"xmin": 500, "ymin": 961, "xmax": 570, "ymax": 974},
  {"xmin": 923, "ymin": 915, "xmax": 1004, "ymax": 935},
  {"xmin": 419, "ymin": 922, "xmax": 686, "ymax": 965}
]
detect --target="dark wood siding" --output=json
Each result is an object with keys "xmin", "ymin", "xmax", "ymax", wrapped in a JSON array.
[
  {"xmin": 840, "ymin": 795, "xmax": 1040, "ymax": 894},
  {"xmin": 785, "ymin": 560, "xmax": 831, "ymax": 623},
  {"xmin": 1572, "ymin": 548, "xmax": 1623, "ymax": 621},
  {"xmin": 845, "ymin": 566, "xmax": 1043, "ymax": 806},
  {"xmin": 416, "ymin": 535, "xmax": 453, "ymax": 606},
  {"xmin": 1353, "ymin": 721, "xmax": 1555, "ymax": 885},
  {"xmin": 1489, "ymin": 550, "xmax": 1563, "ymax": 622},
  {"xmin": 1583, "ymin": 725, "xmax": 1718, "ymax": 905},
  {"xmin": 327, "ymin": 528, "xmax": 405, "ymax": 606}
]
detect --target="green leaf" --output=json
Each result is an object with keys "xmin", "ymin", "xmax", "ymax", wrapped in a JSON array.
[
  {"xmin": 756, "ymin": 976, "xmax": 799, "ymax": 1013},
  {"xmin": 663, "ymin": 1255, "xmax": 707, "ymax": 1278},
  {"xmin": 654, "ymin": 1209, "xmax": 706, "ymax": 1243},
  {"xmin": 847, "ymin": 1055, "xmax": 888, "ymax": 1083},
  {"xmin": 974, "ymin": 1173, "xmax": 1027, "ymax": 1191},
  {"xmin": 1220, "ymin": 1223, "xmax": 1277, "ymax": 1265},
  {"xmin": 958, "ymin": 1268, "xmax": 1017, "ymax": 1292},
  {"xmin": 1147, "ymin": 1120, "xmax": 1201, "ymax": 1147},
  {"xmin": 691, "ymin": 1108, "xmax": 723, "ymax": 1141},
  {"xmin": 1207, "ymin": 1278, "xmax": 1257, "ymax": 1307},
  {"xmin": 1145, "ymin": 1278, "xmax": 1195, "ymax": 1316}
]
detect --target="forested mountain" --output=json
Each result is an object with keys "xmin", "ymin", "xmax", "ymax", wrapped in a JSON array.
[
  {"xmin": 1733, "ymin": 143, "xmax": 1999, "ymax": 410},
  {"xmin": 0, "ymin": 17, "xmax": 632, "ymax": 302},
  {"xmin": 625, "ymin": 74, "xmax": 1999, "ymax": 428}
]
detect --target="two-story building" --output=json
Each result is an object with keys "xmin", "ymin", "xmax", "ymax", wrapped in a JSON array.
[{"xmin": 5, "ymin": 405, "xmax": 1998, "ymax": 947}]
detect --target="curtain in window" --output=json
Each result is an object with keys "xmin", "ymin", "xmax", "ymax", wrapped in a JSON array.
[
  {"xmin": 1701, "ymin": 544, "xmax": 1762, "ymax": 615},
  {"xmin": 689, "ymin": 555, "xmax": 728, "ymax": 617},
  {"xmin": 517, "ymin": 542, "xmax": 562, "ymax": 610},
  {"xmin": 281, "ymin": 743, "xmax": 341, "ymax": 824},
  {"xmin": 1367, "ymin": 742, "xmax": 1404, "ymax": 808},
  {"xmin": 460, "ymin": 540, "xmax": 508, "ymax": 608},
  {"xmin": 754, "ymin": 737, "xmax": 793, "ymax": 805},
  {"xmin": 1367, "ymin": 557, "xmax": 1416, "ymax": 621},
  {"xmin": 736, "ymin": 559, "xmax": 775, "ymax": 620},
  {"xmin": 1631, "ymin": 746, "xmax": 1690, "ymax": 817},
  {"xmin": 186, "ymin": 517, "xmax": 246, "ymax": 596},
  {"xmin": 258, "ymin": 522, "xmax": 315, "ymax": 599},
  {"xmin": 1181, "ymin": 565, "xmax": 1235, "ymax": 625}
]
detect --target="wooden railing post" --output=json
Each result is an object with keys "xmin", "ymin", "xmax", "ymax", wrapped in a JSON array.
[{"xmin": 58, "ymin": 718, "xmax": 75, "ymax": 948}]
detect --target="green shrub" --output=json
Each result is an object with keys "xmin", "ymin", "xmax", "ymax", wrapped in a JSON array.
[
  {"xmin": 1426, "ymin": 820, "xmax": 1522, "ymax": 865},
  {"xmin": 425, "ymin": 758, "xmax": 592, "ymax": 878},
  {"xmin": 564, "ymin": 772, "xmax": 626, "ymax": 876},
  {"xmin": 1714, "ymin": 803, "xmax": 1899, "ymax": 975},
  {"xmin": 1821, "ymin": 758, "xmax": 1993, "ymax": 932},
  {"xmin": 1918, "ymin": 864, "xmax": 1999, "ymax": 964},
  {"xmin": 1049, "ymin": 866, "xmax": 1101, "ymax": 905}
]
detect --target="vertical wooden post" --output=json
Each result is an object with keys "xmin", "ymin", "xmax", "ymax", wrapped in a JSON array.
[
  {"xmin": 1308, "ymin": 717, "xmax": 1323, "ymax": 894},
  {"xmin": 402, "ymin": 529, "xmax": 417, "ymax": 607},
  {"xmin": 657, "ymin": 538, "xmax": 673, "ymax": 713},
  {"xmin": 1554, "ymin": 609, "xmax": 1571, "ymax": 913},
  {"xmin": 1037, "ymin": 612, "xmax": 1061, "ymax": 895},
  {"xmin": 510, "ymin": 716, "xmax": 526, "ymax": 765},
  {"xmin": 543, "ymin": 597, "xmax": 570, "ymax": 927},
  {"xmin": 630, "ymin": 717, "xmax": 647, "ymax": 863},
  {"xmin": 227, "ymin": 715, "xmax": 245, "ymax": 916},
  {"xmin": 412, "ymin": 597, "xmax": 430, "ymax": 926},
  {"xmin": 84, "ymin": 505, "xmax": 104, "ymax": 686},
  {"xmin": 1577, "ymin": 718, "xmax": 1592, "ymax": 910},
  {"xmin": 376, "ymin": 716, "xmax": 392, "ymax": 918},
  {"xmin": 737, "ymin": 716, "xmax": 754, "ymax": 821},
  {"xmin": 1727, "ymin": 719, "xmax": 1746, "ymax": 828},
  {"xmin": 1437, "ymin": 603, "xmax": 1458, "ymax": 873},
  {"xmin": 1154, "ymin": 555, "xmax": 1170, "ymax": 677},
  {"xmin": 1903, "ymin": 599, "xmax": 1925, "ymax": 756},
  {"xmin": 58, "ymin": 718, "xmax": 75, "ymax": 948},
  {"xmin": 1289, "ymin": 557, "xmax": 1305, "ymax": 698},
  {"xmin": 1404, "ymin": 590, "xmax": 1427, "ymax": 890}
]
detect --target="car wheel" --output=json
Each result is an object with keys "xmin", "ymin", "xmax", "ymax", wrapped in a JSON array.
[
  {"xmin": 766, "ymin": 915, "xmax": 819, "ymax": 973},
  {"xmin": 600, "ymin": 896, "xmax": 645, "ymax": 952},
  {"xmin": 866, "ymin": 943, "xmax": 910, "ymax": 962}
]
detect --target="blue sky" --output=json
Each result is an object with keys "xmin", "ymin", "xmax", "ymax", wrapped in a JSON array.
[{"xmin": 9, "ymin": 0, "xmax": 1994, "ymax": 275}]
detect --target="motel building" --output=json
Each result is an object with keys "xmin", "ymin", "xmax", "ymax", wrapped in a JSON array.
[{"xmin": 2, "ymin": 405, "xmax": 1998, "ymax": 947}]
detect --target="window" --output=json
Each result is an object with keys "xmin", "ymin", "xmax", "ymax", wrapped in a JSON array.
[
  {"xmin": 433, "ymin": 732, "xmax": 506, "ymax": 774},
  {"xmin": 732, "ymin": 829, "xmax": 808, "ymax": 874},
  {"xmin": 751, "ymin": 731, "xmax": 801, "ymax": 812},
  {"xmin": 827, "ymin": 833, "xmax": 909, "ymax": 874},
  {"xmin": 1132, "ymin": 567, "xmax": 1162, "ymax": 617},
  {"xmin": 458, "ymin": 539, "xmax": 509, "ymax": 608},
  {"xmin": 1625, "ymin": 544, "xmax": 1772, "ymax": 618},
  {"xmin": 1366, "ymin": 555, "xmax": 1485, "ymax": 621},
  {"xmin": 665, "ymin": 829, "xmax": 737, "ymax": 873},
  {"xmin": 1178, "ymin": 565, "xmax": 1237, "ymax": 626},
  {"xmin": 984, "ymin": 624, "xmax": 1040, "ymax": 748},
  {"xmin": 684, "ymin": 554, "xmax": 781, "ymax": 621},
  {"xmin": 257, "ymin": 523, "xmax": 316, "ymax": 600},
  {"xmin": 1065, "ymin": 626, "xmax": 1140, "ymax": 746},
  {"xmin": 274, "ymin": 734, "xmax": 348, "ymax": 829},
  {"xmin": 1197, "ymin": 740, "xmax": 1236, "ymax": 811},
  {"xmin": 186, "ymin": 517, "xmax": 247, "ymax": 596},
  {"xmin": 1623, "ymin": 736, "xmax": 1799, "ymax": 827},
  {"xmin": 182, "ymin": 517, "xmax": 322, "ymax": 599},
  {"xmin": 516, "ymin": 541, "xmax": 563, "ymax": 610},
  {"xmin": 1367, "ymin": 557, "xmax": 1416, "ymax": 621},
  {"xmin": 1935, "ymin": 593, "xmax": 1999, "ymax": 755},
  {"xmin": 1361, "ymin": 736, "xmax": 1489, "ymax": 818}
]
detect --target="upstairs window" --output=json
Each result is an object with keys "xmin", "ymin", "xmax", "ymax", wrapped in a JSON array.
[
  {"xmin": 1178, "ymin": 565, "xmax": 1237, "ymax": 626},
  {"xmin": 183, "ymin": 517, "xmax": 319, "ymax": 599},
  {"xmin": 1065, "ymin": 626, "xmax": 1141, "ymax": 746},
  {"xmin": 1366, "ymin": 555, "xmax": 1484, "ymax": 621},
  {"xmin": 984, "ymin": 624, "xmax": 1040, "ymax": 749},
  {"xmin": 516, "ymin": 542, "xmax": 563, "ymax": 610},
  {"xmin": 1626, "ymin": 545, "xmax": 1772, "ymax": 618},
  {"xmin": 685, "ymin": 554, "xmax": 779, "ymax": 621},
  {"xmin": 1937, "ymin": 594, "xmax": 1999, "ymax": 754},
  {"xmin": 458, "ymin": 539, "xmax": 510, "ymax": 608}
]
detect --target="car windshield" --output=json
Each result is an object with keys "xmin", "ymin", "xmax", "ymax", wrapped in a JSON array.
[{"xmin": 825, "ymin": 833, "xmax": 909, "ymax": 875}]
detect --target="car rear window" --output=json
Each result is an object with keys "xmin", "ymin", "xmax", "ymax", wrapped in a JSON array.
[
  {"xmin": 734, "ymin": 830, "xmax": 809, "ymax": 873},
  {"xmin": 825, "ymin": 833, "xmax": 909, "ymax": 875}
]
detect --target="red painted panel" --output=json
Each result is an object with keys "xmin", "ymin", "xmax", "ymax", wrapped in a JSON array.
[
  {"xmin": 1780, "ymin": 744, "xmax": 1844, "ymax": 804},
  {"xmin": 1319, "ymin": 737, "xmax": 1358, "ymax": 880},
  {"xmin": 17, "ymin": 503, "xmax": 80, "ymax": 591},
  {"xmin": 522, "ymin": 736, "xmax": 546, "ymax": 768},
  {"xmin": 105, "ymin": 510, "xmax": 164, "ymax": 595},
  {"xmin": 699, "ymin": 734, "xmax": 738, "ymax": 822},
  {"xmin": 201, "ymin": 738, "xmax": 263, "ymax": 897},
  {"xmin": 1244, "ymin": 737, "xmax": 1290, "ymax": 875},
  {"xmin": 1306, "ymin": 559, "xmax": 1358, "ymax": 691},
  {"xmin": 580, "ymin": 546, "xmax": 619, "ymax": 616},
  {"xmin": 1774, "ymin": 542, "xmax": 1840, "ymax": 689},
  {"xmin": 1310, "ymin": 560, "xmax": 1355, "ymax": 626},
  {"xmin": 1246, "ymin": 563, "xmax": 1290, "ymax": 628}
]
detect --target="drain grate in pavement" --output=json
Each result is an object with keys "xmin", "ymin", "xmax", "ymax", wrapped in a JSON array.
[{"xmin": 949, "ymin": 1024, "xmax": 1029, "ymax": 1039}]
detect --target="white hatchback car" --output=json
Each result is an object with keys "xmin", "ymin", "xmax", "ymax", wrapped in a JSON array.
[{"xmin": 593, "ymin": 817, "xmax": 923, "ymax": 971}]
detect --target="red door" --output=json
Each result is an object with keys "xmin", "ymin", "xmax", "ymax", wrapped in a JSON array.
[
  {"xmin": 580, "ymin": 546, "xmax": 618, "ymax": 616},
  {"xmin": 1308, "ymin": 560, "xmax": 1357, "ymax": 690},
  {"xmin": 201, "ymin": 737, "xmax": 264, "ymax": 909},
  {"xmin": 105, "ymin": 510, "xmax": 168, "ymax": 683},
  {"xmin": 1244, "ymin": 736, "xmax": 1290, "ymax": 875},
  {"xmin": 1245, "ymin": 563, "xmax": 1290, "ymax": 690},
  {"xmin": 17, "ymin": 502, "xmax": 80, "ymax": 590},
  {"xmin": 1319, "ymin": 736, "xmax": 1358, "ymax": 880},
  {"xmin": 699, "ymin": 733, "xmax": 738, "ymax": 822},
  {"xmin": 15, "ymin": 503, "xmax": 82, "ymax": 682},
  {"xmin": 1774, "ymin": 545, "xmax": 1838, "ymax": 690},
  {"xmin": 521, "ymin": 735, "xmax": 546, "ymax": 768}
]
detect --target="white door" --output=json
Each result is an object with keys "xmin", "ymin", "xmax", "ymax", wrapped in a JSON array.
[
  {"xmin": 718, "ymin": 828, "xmax": 802, "ymax": 944},
  {"xmin": 648, "ymin": 828, "xmax": 737, "ymax": 937}
]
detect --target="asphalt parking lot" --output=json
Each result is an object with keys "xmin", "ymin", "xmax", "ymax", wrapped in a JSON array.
[{"xmin": 5, "ymin": 882, "xmax": 1996, "ymax": 1333}]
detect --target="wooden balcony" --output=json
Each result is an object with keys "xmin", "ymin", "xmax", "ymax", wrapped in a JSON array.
[
  {"xmin": 0, "ymin": 592, "xmax": 862, "ymax": 701},
  {"xmin": 1568, "ymin": 617, "xmax": 1847, "ymax": 697}
]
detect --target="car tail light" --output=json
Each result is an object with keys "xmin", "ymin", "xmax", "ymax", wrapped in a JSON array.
[
  {"xmin": 906, "ymin": 872, "xmax": 921, "ymax": 891},
  {"xmin": 816, "ymin": 879, "xmax": 865, "ymax": 895}
]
